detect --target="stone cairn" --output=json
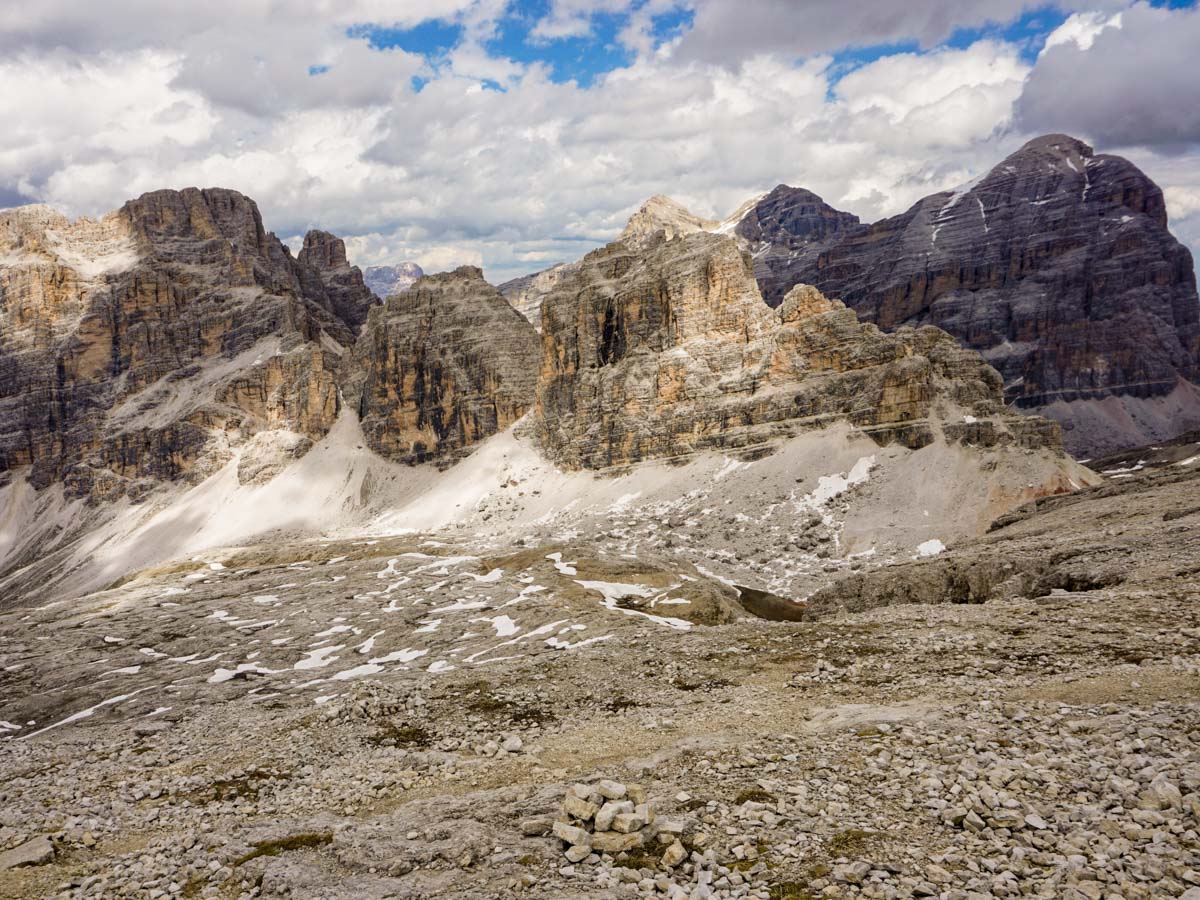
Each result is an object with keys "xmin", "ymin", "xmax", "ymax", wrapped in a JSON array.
[{"xmin": 550, "ymin": 779, "xmax": 688, "ymax": 868}]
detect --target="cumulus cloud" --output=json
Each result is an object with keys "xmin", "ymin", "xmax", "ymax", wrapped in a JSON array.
[
  {"xmin": 1017, "ymin": 3, "xmax": 1200, "ymax": 150},
  {"xmin": 672, "ymin": 0, "xmax": 1123, "ymax": 64},
  {"xmin": 1, "ymin": 0, "xmax": 1196, "ymax": 282},
  {"xmin": 1039, "ymin": 9, "xmax": 1123, "ymax": 53}
]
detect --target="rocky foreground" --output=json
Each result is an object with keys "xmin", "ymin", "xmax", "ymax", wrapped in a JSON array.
[{"xmin": 1, "ymin": 446, "xmax": 1197, "ymax": 900}]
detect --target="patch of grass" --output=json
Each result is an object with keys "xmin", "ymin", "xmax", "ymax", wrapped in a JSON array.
[
  {"xmin": 735, "ymin": 788, "xmax": 776, "ymax": 805},
  {"xmin": 618, "ymin": 848, "xmax": 663, "ymax": 870},
  {"xmin": 468, "ymin": 693, "xmax": 510, "ymax": 713},
  {"xmin": 185, "ymin": 769, "xmax": 290, "ymax": 803},
  {"xmin": 826, "ymin": 828, "xmax": 877, "ymax": 856},
  {"xmin": 234, "ymin": 832, "xmax": 333, "ymax": 866},
  {"xmin": 605, "ymin": 694, "xmax": 641, "ymax": 712},
  {"xmin": 465, "ymin": 685, "xmax": 556, "ymax": 726},
  {"xmin": 769, "ymin": 883, "xmax": 818, "ymax": 900},
  {"xmin": 619, "ymin": 835, "xmax": 696, "ymax": 871},
  {"xmin": 367, "ymin": 722, "xmax": 432, "ymax": 747}
]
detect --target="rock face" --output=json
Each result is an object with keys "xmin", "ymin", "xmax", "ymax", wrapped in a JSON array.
[
  {"xmin": 297, "ymin": 229, "xmax": 377, "ymax": 332},
  {"xmin": 499, "ymin": 261, "xmax": 578, "ymax": 330},
  {"xmin": 0, "ymin": 188, "xmax": 368, "ymax": 499},
  {"xmin": 736, "ymin": 135, "xmax": 1200, "ymax": 454},
  {"xmin": 363, "ymin": 262, "xmax": 424, "ymax": 299},
  {"xmin": 535, "ymin": 228, "xmax": 1057, "ymax": 470},
  {"xmin": 354, "ymin": 266, "xmax": 540, "ymax": 465},
  {"xmin": 731, "ymin": 185, "xmax": 863, "ymax": 307}
]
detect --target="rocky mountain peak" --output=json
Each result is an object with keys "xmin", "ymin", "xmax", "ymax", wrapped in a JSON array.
[
  {"xmin": 536, "ymin": 228, "xmax": 1059, "ymax": 469},
  {"xmin": 353, "ymin": 262, "xmax": 539, "ymax": 466},
  {"xmin": 296, "ymin": 227, "xmax": 376, "ymax": 332},
  {"xmin": 725, "ymin": 134, "xmax": 1200, "ymax": 454},
  {"xmin": 1014, "ymin": 132, "xmax": 1094, "ymax": 164},
  {"xmin": 363, "ymin": 261, "xmax": 424, "ymax": 299},
  {"xmin": 733, "ymin": 184, "xmax": 862, "ymax": 250},
  {"xmin": 620, "ymin": 194, "xmax": 718, "ymax": 244},
  {"xmin": 122, "ymin": 187, "xmax": 268, "ymax": 256},
  {"xmin": 298, "ymin": 228, "xmax": 349, "ymax": 269}
]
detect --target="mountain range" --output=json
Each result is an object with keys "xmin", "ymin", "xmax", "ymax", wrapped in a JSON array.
[
  {"xmin": 363, "ymin": 262, "xmax": 424, "ymax": 300},
  {"xmin": 509, "ymin": 135, "xmax": 1200, "ymax": 455},
  {"xmin": 0, "ymin": 143, "xmax": 1112, "ymax": 601}
]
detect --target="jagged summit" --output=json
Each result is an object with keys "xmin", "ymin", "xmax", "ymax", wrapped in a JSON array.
[
  {"xmin": 619, "ymin": 194, "xmax": 718, "ymax": 243},
  {"xmin": 298, "ymin": 228, "xmax": 377, "ymax": 331}
]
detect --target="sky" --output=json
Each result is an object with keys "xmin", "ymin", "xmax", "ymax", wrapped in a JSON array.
[{"xmin": 1, "ymin": 0, "xmax": 1198, "ymax": 283}]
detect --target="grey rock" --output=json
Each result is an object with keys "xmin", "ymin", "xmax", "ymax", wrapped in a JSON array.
[{"xmin": 0, "ymin": 836, "xmax": 54, "ymax": 869}]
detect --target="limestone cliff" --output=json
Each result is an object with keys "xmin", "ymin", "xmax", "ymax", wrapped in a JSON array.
[
  {"xmin": 535, "ymin": 230, "xmax": 1057, "ymax": 469},
  {"xmin": 0, "ymin": 188, "xmax": 369, "ymax": 499},
  {"xmin": 354, "ymin": 266, "xmax": 540, "ymax": 465}
]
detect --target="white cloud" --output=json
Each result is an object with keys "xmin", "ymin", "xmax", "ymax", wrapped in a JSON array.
[
  {"xmin": 1040, "ymin": 9, "xmax": 1122, "ymax": 53},
  {"xmin": 1017, "ymin": 2, "xmax": 1200, "ymax": 149},
  {"xmin": 530, "ymin": 0, "xmax": 635, "ymax": 40},
  {"xmin": 672, "ymin": 0, "xmax": 1125, "ymax": 64},
  {"xmin": 1, "ymin": 0, "xmax": 1196, "ymax": 284}
]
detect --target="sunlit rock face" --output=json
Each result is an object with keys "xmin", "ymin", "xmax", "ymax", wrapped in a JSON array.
[
  {"xmin": 354, "ymin": 266, "xmax": 540, "ymax": 465},
  {"xmin": 0, "ymin": 188, "xmax": 369, "ymax": 499},
  {"xmin": 535, "ymin": 227, "xmax": 1058, "ymax": 471}
]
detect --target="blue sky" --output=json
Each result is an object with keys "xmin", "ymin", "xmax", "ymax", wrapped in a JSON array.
[
  {"xmin": 348, "ymin": 1, "xmax": 1192, "ymax": 88},
  {"xmin": 350, "ymin": 1, "xmax": 695, "ymax": 88}
]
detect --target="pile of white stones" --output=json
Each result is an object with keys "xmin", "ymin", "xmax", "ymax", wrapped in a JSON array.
[{"xmin": 551, "ymin": 779, "xmax": 688, "ymax": 869}]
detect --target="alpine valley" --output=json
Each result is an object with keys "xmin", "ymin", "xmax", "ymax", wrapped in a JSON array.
[{"xmin": 0, "ymin": 135, "xmax": 1197, "ymax": 900}]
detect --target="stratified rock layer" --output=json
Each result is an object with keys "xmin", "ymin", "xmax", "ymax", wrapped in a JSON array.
[
  {"xmin": 535, "ymin": 230, "xmax": 1056, "ymax": 469},
  {"xmin": 0, "ymin": 188, "xmax": 371, "ymax": 498},
  {"xmin": 741, "ymin": 136, "xmax": 1200, "ymax": 452},
  {"xmin": 355, "ymin": 266, "xmax": 540, "ymax": 465}
]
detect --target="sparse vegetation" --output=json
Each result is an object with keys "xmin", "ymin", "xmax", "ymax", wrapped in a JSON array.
[{"xmin": 234, "ymin": 832, "xmax": 333, "ymax": 866}]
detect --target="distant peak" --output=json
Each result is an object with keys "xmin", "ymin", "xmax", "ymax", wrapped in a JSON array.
[{"xmin": 621, "ymin": 195, "xmax": 717, "ymax": 243}]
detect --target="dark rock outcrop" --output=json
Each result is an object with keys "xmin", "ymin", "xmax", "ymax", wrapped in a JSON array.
[
  {"xmin": 354, "ymin": 266, "xmax": 540, "ymax": 465},
  {"xmin": 738, "ymin": 135, "xmax": 1200, "ymax": 453},
  {"xmin": 733, "ymin": 185, "xmax": 862, "ymax": 307},
  {"xmin": 534, "ymin": 228, "xmax": 1059, "ymax": 470},
  {"xmin": 297, "ymin": 229, "xmax": 377, "ymax": 332}
]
